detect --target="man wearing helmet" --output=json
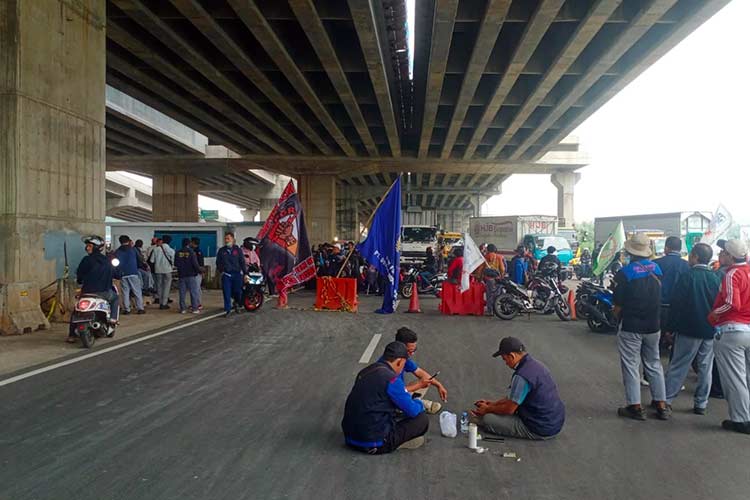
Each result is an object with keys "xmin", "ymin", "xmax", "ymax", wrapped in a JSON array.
[
  {"xmin": 242, "ymin": 237, "xmax": 262, "ymax": 272},
  {"xmin": 68, "ymin": 236, "xmax": 119, "ymax": 343},
  {"xmin": 538, "ymin": 246, "xmax": 562, "ymax": 280}
]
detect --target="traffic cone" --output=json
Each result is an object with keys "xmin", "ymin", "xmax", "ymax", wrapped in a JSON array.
[
  {"xmin": 406, "ymin": 282, "xmax": 422, "ymax": 313},
  {"xmin": 568, "ymin": 290, "xmax": 577, "ymax": 321}
]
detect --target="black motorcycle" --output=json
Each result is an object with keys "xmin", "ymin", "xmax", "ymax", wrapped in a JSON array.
[
  {"xmin": 493, "ymin": 273, "xmax": 571, "ymax": 321},
  {"xmin": 399, "ymin": 265, "xmax": 446, "ymax": 298}
]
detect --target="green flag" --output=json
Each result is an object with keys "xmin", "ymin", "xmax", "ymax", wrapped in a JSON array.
[{"xmin": 594, "ymin": 221, "xmax": 626, "ymax": 276}]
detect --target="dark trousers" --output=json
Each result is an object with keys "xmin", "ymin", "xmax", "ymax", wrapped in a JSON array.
[
  {"xmin": 221, "ymin": 272, "xmax": 243, "ymax": 312},
  {"xmin": 376, "ymin": 413, "xmax": 429, "ymax": 454}
]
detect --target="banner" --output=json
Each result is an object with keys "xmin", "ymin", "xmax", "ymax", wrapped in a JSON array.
[
  {"xmin": 702, "ymin": 204, "xmax": 733, "ymax": 245},
  {"xmin": 461, "ymin": 233, "xmax": 486, "ymax": 292},
  {"xmin": 357, "ymin": 176, "xmax": 402, "ymax": 314},
  {"xmin": 593, "ymin": 221, "xmax": 626, "ymax": 276},
  {"xmin": 257, "ymin": 181, "xmax": 316, "ymax": 293}
]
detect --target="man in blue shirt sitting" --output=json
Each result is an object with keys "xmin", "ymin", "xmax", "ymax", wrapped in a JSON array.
[
  {"xmin": 471, "ymin": 337, "xmax": 565, "ymax": 440},
  {"xmin": 342, "ymin": 342, "xmax": 430, "ymax": 454}
]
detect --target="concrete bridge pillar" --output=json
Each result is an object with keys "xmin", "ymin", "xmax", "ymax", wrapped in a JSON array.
[
  {"xmin": 0, "ymin": 0, "xmax": 106, "ymax": 333},
  {"xmin": 152, "ymin": 174, "xmax": 199, "ymax": 222},
  {"xmin": 551, "ymin": 172, "xmax": 581, "ymax": 227},
  {"xmin": 336, "ymin": 188, "xmax": 360, "ymax": 242},
  {"xmin": 298, "ymin": 174, "xmax": 336, "ymax": 246}
]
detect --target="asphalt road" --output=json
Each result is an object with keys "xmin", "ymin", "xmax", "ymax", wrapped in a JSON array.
[{"xmin": 1, "ymin": 294, "xmax": 749, "ymax": 500}]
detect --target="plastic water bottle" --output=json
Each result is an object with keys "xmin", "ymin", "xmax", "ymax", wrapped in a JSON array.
[{"xmin": 460, "ymin": 412, "xmax": 469, "ymax": 434}]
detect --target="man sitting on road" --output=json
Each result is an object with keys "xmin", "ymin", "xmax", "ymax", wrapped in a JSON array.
[
  {"xmin": 471, "ymin": 337, "xmax": 565, "ymax": 440},
  {"xmin": 342, "ymin": 342, "xmax": 429, "ymax": 454},
  {"xmin": 381, "ymin": 327, "xmax": 448, "ymax": 414}
]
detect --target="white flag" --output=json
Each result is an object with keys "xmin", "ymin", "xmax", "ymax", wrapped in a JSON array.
[
  {"xmin": 461, "ymin": 233, "xmax": 486, "ymax": 292},
  {"xmin": 703, "ymin": 204, "xmax": 733, "ymax": 245}
]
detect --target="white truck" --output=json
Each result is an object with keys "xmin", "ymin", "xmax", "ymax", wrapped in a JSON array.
[
  {"xmin": 400, "ymin": 225, "xmax": 439, "ymax": 265},
  {"xmin": 469, "ymin": 215, "xmax": 559, "ymax": 258}
]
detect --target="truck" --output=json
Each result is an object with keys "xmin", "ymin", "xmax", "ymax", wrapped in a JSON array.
[
  {"xmin": 469, "ymin": 215, "xmax": 567, "ymax": 261},
  {"xmin": 400, "ymin": 224, "xmax": 439, "ymax": 264}
]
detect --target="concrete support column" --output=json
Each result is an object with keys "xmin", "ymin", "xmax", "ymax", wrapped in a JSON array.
[
  {"xmin": 298, "ymin": 174, "xmax": 336, "ymax": 245},
  {"xmin": 152, "ymin": 174, "xmax": 199, "ymax": 222},
  {"xmin": 0, "ymin": 0, "xmax": 106, "ymax": 333},
  {"xmin": 551, "ymin": 172, "xmax": 581, "ymax": 227},
  {"xmin": 336, "ymin": 188, "xmax": 360, "ymax": 242}
]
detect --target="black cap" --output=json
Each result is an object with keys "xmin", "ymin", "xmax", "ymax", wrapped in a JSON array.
[
  {"xmin": 717, "ymin": 239, "xmax": 727, "ymax": 250},
  {"xmin": 492, "ymin": 337, "xmax": 526, "ymax": 357},
  {"xmin": 383, "ymin": 341, "xmax": 409, "ymax": 360}
]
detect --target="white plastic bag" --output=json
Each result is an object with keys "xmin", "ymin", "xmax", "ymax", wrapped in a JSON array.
[{"xmin": 439, "ymin": 410, "xmax": 458, "ymax": 438}]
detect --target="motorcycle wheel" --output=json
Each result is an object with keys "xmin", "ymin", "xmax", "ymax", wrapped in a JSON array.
[
  {"xmin": 493, "ymin": 295, "xmax": 518, "ymax": 320},
  {"xmin": 400, "ymin": 282, "xmax": 414, "ymax": 299},
  {"xmin": 243, "ymin": 289, "xmax": 264, "ymax": 312},
  {"xmin": 555, "ymin": 297, "xmax": 571, "ymax": 321},
  {"xmin": 80, "ymin": 325, "xmax": 95, "ymax": 349},
  {"xmin": 587, "ymin": 308, "xmax": 616, "ymax": 334}
]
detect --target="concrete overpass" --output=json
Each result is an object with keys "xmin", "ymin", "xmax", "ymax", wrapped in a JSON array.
[
  {"xmin": 105, "ymin": 172, "xmax": 153, "ymax": 222},
  {"xmin": 0, "ymin": 0, "xmax": 733, "ymax": 331}
]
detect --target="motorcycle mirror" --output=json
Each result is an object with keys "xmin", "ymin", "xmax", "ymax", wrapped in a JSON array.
[{"xmin": 111, "ymin": 258, "xmax": 120, "ymax": 267}]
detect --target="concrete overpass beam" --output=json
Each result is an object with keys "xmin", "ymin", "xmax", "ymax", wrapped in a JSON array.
[
  {"xmin": 152, "ymin": 174, "xmax": 199, "ymax": 222},
  {"xmin": 1, "ymin": 0, "xmax": 105, "ymax": 333},
  {"xmin": 551, "ymin": 172, "xmax": 580, "ymax": 227},
  {"xmin": 298, "ymin": 175, "xmax": 336, "ymax": 245}
]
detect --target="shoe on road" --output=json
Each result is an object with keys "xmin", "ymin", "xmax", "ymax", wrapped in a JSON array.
[
  {"xmin": 159, "ymin": 305, "xmax": 170, "ymax": 310},
  {"xmin": 422, "ymin": 399, "xmax": 442, "ymax": 415},
  {"xmin": 224, "ymin": 311, "xmax": 232, "ymax": 318},
  {"xmin": 180, "ymin": 310, "xmax": 187, "ymax": 314},
  {"xmin": 722, "ymin": 420, "xmax": 750, "ymax": 434},
  {"xmin": 617, "ymin": 405, "xmax": 647, "ymax": 421},
  {"xmin": 136, "ymin": 309, "xmax": 145, "ymax": 315},
  {"xmin": 192, "ymin": 309, "xmax": 201, "ymax": 314},
  {"xmin": 640, "ymin": 378, "xmax": 650, "ymax": 387},
  {"xmin": 656, "ymin": 405, "xmax": 672, "ymax": 421},
  {"xmin": 122, "ymin": 309, "xmax": 131, "ymax": 315},
  {"xmin": 397, "ymin": 436, "xmax": 425, "ymax": 450},
  {"xmin": 693, "ymin": 406, "xmax": 706, "ymax": 415}
]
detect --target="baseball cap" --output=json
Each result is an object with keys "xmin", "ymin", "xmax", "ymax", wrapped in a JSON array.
[
  {"xmin": 383, "ymin": 341, "xmax": 409, "ymax": 359},
  {"xmin": 492, "ymin": 337, "xmax": 526, "ymax": 357},
  {"xmin": 721, "ymin": 239, "xmax": 748, "ymax": 259}
]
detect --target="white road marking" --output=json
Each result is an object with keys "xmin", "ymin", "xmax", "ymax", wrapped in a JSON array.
[
  {"xmin": 358, "ymin": 334, "xmax": 382, "ymax": 364},
  {"xmin": 0, "ymin": 312, "xmax": 224, "ymax": 388}
]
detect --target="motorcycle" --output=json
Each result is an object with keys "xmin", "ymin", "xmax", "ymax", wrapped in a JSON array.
[
  {"xmin": 575, "ymin": 280, "xmax": 617, "ymax": 333},
  {"xmin": 399, "ymin": 266, "xmax": 446, "ymax": 298},
  {"xmin": 242, "ymin": 265, "xmax": 266, "ymax": 312},
  {"xmin": 493, "ymin": 274, "xmax": 571, "ymax": 321}
]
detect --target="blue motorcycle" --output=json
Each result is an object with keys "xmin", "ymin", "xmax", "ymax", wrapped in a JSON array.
[{"xmin": 576, "ymin": 280, "xmax": 617, "ymax": 334}]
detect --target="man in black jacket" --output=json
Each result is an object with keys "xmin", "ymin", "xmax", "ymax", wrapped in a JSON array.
[
  {"xmin": 175, "ymin": 238, "xmax": 202, "ymax": 314},
  {"xmin": 70, "ymin": 236, "xmax": 118, "ymax": 342}
]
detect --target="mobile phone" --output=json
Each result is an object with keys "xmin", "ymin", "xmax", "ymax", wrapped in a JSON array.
[{"xmin": 429, "ymin": 371, "xmax": 440, "ymax": 380}]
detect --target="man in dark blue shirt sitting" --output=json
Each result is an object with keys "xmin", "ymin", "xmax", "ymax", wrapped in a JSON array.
[{"xmin": 342, "ymin": 342, "xmax": 429, "ymax": 454}]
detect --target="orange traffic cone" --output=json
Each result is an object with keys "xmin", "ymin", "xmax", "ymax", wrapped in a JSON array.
[
  {"xmin": 568, "ymin": 290, "xmax": 577, "ymax": 321},
  {"xmin": 406, "ymin": 282, "xmax": 422, "ymax": 313}
]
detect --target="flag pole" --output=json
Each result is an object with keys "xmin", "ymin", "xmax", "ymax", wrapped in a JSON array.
[{"xmin": 336, "ymin": 173, "xmax": 402, "ymax": 278}]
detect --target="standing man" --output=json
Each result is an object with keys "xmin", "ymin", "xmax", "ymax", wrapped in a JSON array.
[
  {"xmin": 175, "ymin": 238, "xmax": 202, "ymax": 314},
  {"xmin": 471, "ymin": 337, "xmax": 565, "ymax": 440},
  {"xmin": 134, "ymin": 239, "xmax": 154, "ymax": 296},
  {"xmin": 114, "ymin": 235, "xmax": 145, "ymax": 315},
  {"xmin": 654, "ymin": 236, "xmax": 690, "ymax": 343},
  {"xmin": 190, "ymin": 237, "xmax": 205, "ymax": 311},
  {"xmin": 149, "ymin": 235, "xmax": 175, "ymax": 310},
  {"xmin": 613, "ymin": 233, "xmax": 671, "ymax": 420},
  {"xmin": 509, "ymin": 246, "xmax": 528, "ymax": 286},
  {"xmin": 663, "ymin": 243, "xmax": 721, "ymax": 414},
  {"xmin": 342, "ymin": 342, "xmax": 429, "ymax": 454},
  {"xmin": 708, "ymin": 239, "xmax": 750, "ymax": 434},
  {"xmin": 216, "ymin": 232, "xmax": 247, "ymax": 317}
]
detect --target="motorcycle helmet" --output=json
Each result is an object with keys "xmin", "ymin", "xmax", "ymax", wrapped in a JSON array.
[
  {"xmin": 242, "ymin": 237, "xmax": 260, "ymax": 250},
  {"xmin": 82, "ymin": 235, "xmax": 105, "ymax": 252},
  {"xmin": 540, "ymin": 260, "xmax": 559, "ymax": 275}
]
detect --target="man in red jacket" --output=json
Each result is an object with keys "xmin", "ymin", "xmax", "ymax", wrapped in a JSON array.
[{"xmin": 708, "ymin": 239, "xmax": 750, "ymax": 434}]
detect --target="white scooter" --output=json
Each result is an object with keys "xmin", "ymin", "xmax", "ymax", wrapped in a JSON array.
[{"xmin": 69, "ymin": 258, "xmax": 120, "ymax": 348}]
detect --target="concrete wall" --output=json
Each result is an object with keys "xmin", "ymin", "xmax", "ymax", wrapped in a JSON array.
[{"xmin": 0, "ymin": 0, "xmax": 106, "ymax": 287}]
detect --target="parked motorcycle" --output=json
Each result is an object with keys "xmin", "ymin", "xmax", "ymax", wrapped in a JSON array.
[
  {"xmin": 493, "ymin": 273, "xmax": 571, "ymax": 321},
  {"xmin": 242, "ymin": 266, "xmax": 266, "ymax": 312},
  {"xmin": 399, "ymin": 266, "xmax": 446, "ymax": 298},
  {"xmin": 576, "ymin": 280, "xmax": 617, "ymax": 333}
]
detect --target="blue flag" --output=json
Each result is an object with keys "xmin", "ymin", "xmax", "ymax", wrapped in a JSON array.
[{"xmin": 357, "ymin": 176, "xmax": 401, "ymax": 314}]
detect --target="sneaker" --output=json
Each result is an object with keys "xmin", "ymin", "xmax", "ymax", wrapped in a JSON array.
[
  {"xmin": 656, "ymin": 404, "xmax": 672, "ymax": 421},
  {"xmin": 159, "ymin": 305, "xmax": 170, "ymax": 310},
  {"xmin": 122, "ymin": 309, "xmax": 131, "ymax": 315},
  {"xmin": 180, "ymin": 310, "xmax": 187, "ymax": 314},
  {"xmin": 693, "ymin": 406, "xmax": 706, "ymax": 416},
  {"xmin": 137, "ymin": 309, "xmax": 146, "ymax": 315},
  {"xmin": 722, "ymin": 420, "xmax": 750, "ymax": 434},
  {"xmin": 617, "ymin": 405, "xmax": 647, "ymax": 421},
  {"xmin": 192, "ymin": 309, "xmax": 201, "ymax": 314},
  {"xmin": 397, "ymin": 436, "xmax": 425, "ymax": 450},
  {"xmin": 422, "ymin": 399, "xmax": 442, "ymax": 415},
  {"xmin": 224, "ymin": 311, "xmax": 232, "ymax": 318},
  {"xmin": 640, "ymin": 378, "xmax": 650, "ymax": 387}
]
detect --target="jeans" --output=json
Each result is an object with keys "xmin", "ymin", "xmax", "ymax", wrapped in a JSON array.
[
  {"xmin": 120, "ymin": 274, "xmax": 144, "ymax": 312},
  {"xmin": 665, "ymin": 334, "xmax": 714, "ymax": 408},
  {"xmin": 418, "ymin": 271, "xmax": 433, "ymax": 288},
  {"xmin": 618, "ymin": 330, "xmax": 666, "ymax": 405},
  {"xmin": 138, "ymin": 268, "xmax": 154, "ymax": 291},
  {"xmin": 221, "ymin": 272, "xmax": 243, "ymax": 312},
  {"xmin": 178, "ymin": 275, "xmax": 201, "ymax": 312},
  {"xmin": 480, "ymin": 414, "xmax": 553, "ymax": 441},
  {"xmin": 155, "ymin": 273, "xmax": 172, "ymax": 306},
  {"xmin": 714, "ymin": 324, "xmax": 750, "ymax": 422}
]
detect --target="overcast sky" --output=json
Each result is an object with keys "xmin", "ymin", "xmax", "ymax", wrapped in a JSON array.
[{"xmin": 485, "ymin": 0, "xmax": 750, "ymax": 225}]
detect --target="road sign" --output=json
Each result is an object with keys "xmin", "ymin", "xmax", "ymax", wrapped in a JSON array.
[{"xmin": 200, "ymin": 209, "xmax": 219, "ymax": 221}]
